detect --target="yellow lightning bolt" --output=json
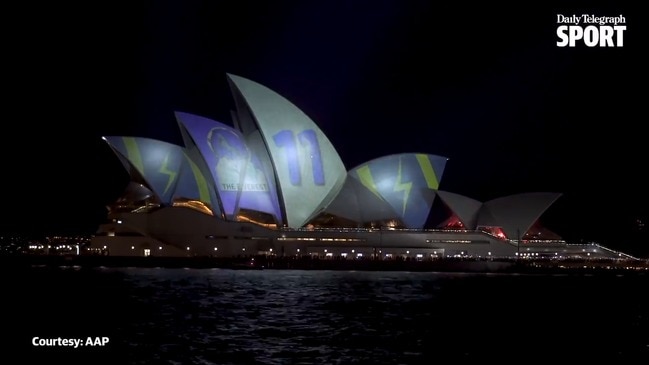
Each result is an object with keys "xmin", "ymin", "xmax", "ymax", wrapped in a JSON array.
[
  {"xmin": 393, "ymin": 157, "xmax": 412, "ymax": 216},
  {"xmin": 158, "ymin": 153, "xmax": 177, "ymax": 195}
]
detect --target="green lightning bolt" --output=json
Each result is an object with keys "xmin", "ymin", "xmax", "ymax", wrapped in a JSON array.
[
  {"xmin": 393, "ymin": 157, "xmax": 412, "ymax": 216},
  {"xmin": 158, "ymin": 153, "xmax": 177, "ymax": 195}
]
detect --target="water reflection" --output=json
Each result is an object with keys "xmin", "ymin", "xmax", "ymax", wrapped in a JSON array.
[{"xmin": 9, "ymin": 268, "xmax": 649, "ymax": 364}]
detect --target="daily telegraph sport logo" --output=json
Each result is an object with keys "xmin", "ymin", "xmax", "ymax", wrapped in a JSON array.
[{"xmin": 556, "ymin": 14, "xmax": 626, "ymax": 47}]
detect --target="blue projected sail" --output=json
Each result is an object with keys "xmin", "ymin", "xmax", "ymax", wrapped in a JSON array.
[{"xmin": 175, "ymin": 112, "xmax": 281, "ymax": 221}]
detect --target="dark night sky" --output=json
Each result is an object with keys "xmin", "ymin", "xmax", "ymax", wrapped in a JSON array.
[{"xmin": 3, "ymin": 1, "xmax": 647, "ymax": 255}]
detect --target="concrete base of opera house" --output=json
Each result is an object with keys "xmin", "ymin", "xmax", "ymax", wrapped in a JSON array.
[{"xmin": 88, "ymin": 207, "xmax": 637, "ymax": 261}]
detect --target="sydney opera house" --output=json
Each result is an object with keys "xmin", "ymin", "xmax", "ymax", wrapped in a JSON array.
[{"xmin": 91, "ymin": 74, "xmax": 627, "ymax": 260}]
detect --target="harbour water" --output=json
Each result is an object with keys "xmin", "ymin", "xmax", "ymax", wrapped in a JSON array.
[{"xmin": 7, "ymin": 267, "xmax": 649, "ymax": 364}]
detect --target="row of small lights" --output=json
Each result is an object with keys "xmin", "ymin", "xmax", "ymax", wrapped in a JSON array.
[
  {"xmin": 108, "ymin": 245, "xmax": 631, "ymax": 260},
  {"xmin": 120, "ymin": 246, "xmax": 446, "ymax": 256},
  {"xmin": 320, "ymin": 249, "xmax": 446, "ymax": 256},
  {"xmin": 126, "ymin": 246, "xmax": 248, "ymax": 252},
  {"xmin": 28, "ymin": 245, "xmax": 77, "ymax": 249}
]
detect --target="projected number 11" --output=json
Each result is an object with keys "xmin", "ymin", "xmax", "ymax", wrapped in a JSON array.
[{"xmin": 273, "ymin": 129, "xmax": 325, "ymax": 186}]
